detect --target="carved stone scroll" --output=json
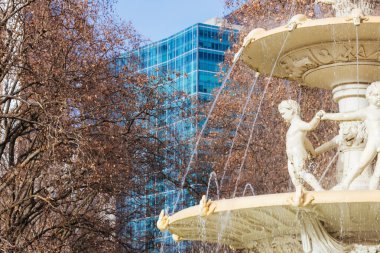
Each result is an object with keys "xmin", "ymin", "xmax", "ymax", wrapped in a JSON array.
[{"xmin": 278, "ymin": 42, "xmax": 380, "ymax": 80}]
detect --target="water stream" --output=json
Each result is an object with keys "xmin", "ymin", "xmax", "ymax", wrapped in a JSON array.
[
  {"xmin": 232, "ymin": 32, "xmax": 290, "ymax": 198},
  {"xmin": 356, "ymin": 25, "xmax": 360, "ymax": 111},
  {"xmin": 219, "ymin": 72, "xmax": 260, "ymax": 193},
  {"xmin": 171, "ymin": 49, "xmax": 243, "ymax": 214},
  {"xmin": 206, "ymin": 171, "xmax": 219, "ymax": 200},
  {"xmin": 242, "ymin": 183, "xmax": 255, "ymax": 196},
  {"xmin": 319, "ymin": 150, "xmax": 340, "ymax": 184}
]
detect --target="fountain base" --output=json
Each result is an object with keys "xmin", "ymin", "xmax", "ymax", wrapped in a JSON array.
[{"xmin": 166, "ymin": 191, "xmax": 380, "ymax": 252}]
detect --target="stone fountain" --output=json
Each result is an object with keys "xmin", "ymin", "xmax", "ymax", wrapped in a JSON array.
[{"xmin": 157, "ymin": 1, "xmax": 380, "ymax": 252}]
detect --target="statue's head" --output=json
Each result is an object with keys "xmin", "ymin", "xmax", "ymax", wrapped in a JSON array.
[
  {"xmin": 366, "ymin": 82, "xmax": 380, "ymax": 107},
  {"xmin": 278, "ymin": 100, "xmax": 300, "ymax": 122}
]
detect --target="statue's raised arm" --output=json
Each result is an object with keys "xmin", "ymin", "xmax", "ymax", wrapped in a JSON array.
[
  {"xmin": 324, "ymin": 82, "xmax": 380, "ymax": 190},
  {"xmin": 323, "ymin": 109, "xmax": 366, "ymax": 122}
]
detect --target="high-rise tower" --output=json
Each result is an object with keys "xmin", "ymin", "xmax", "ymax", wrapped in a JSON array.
[{"xmin": 117, "ymin": 19, "xmax": 239, "ymax": 252}]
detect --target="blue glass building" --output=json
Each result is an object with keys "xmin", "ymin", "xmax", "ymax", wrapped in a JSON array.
[{"xmin": 118, "ymin": 19, "xmax": 239, "ymax": 252}]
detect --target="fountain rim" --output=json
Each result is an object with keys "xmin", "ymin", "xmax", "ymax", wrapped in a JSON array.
[
  {"xmin": 169, "ymin": 190, "xmax": 380, "ymax": 223},
  {"xmin": 243, "ymin": 15, "xmax": 380, "ymax": 44},
  {"xmin": 240, "ymin": 15, "xmax": 380, "ymax": 89}
]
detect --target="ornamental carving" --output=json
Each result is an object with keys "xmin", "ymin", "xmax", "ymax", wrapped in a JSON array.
[
  {"xmin": 337, "ymin": 121, "xmax": 367, "ymax": 150},
  {"xmin": 278, "ymin": 42, "xmax": 380, "ymax": 79},
  {"xmin": 248, "ymin": 236, "xmax": 303, "ymax": 253}
]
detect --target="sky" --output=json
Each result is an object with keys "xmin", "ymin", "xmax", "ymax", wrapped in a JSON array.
[{"xmin": 114, "ymin": 0, "xmax": 227, "ymax": 42}]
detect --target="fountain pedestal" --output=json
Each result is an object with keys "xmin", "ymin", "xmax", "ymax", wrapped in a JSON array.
[{"xmin": 332, "ymin": 83, "xmax": 371, "ymax": 189}]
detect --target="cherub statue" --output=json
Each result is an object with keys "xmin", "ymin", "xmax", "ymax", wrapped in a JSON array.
[
  {"xmin": 322, "ymin": 82, "xmax": 380, "ymax": 190},
  {"xmin": 278, "ymin": 100, "xmax": 324, "ymax": 205}
]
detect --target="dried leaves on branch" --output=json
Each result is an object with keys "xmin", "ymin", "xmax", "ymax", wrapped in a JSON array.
[
  {"xmin": 198, "ymin": 0, "xmax": 344, "ymax": 199},
  {"xmin": 0, "ymin": 0, "xmax": 171, "ymax": 252}
]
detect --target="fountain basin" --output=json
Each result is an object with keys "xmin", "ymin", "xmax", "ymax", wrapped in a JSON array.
[
  {"xmin": 167, "ymin": 191, "xmax": 380, "ymax": 251},
  {"xmin": 241, "ymin": 16, "xmax": 380, "ymax": 89}
]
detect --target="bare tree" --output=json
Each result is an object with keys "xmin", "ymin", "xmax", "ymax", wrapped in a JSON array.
[
  {"xmin": 194, "ymin": 0, "xmax": 340, "ymax": 201},
  {"xmin": 0, "ymin": 1, "xmax": 182, "ymax": 252}
]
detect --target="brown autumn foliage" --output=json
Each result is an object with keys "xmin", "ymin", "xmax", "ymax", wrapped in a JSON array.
[
  {"xmin": 0, "ymin": 1, "xmax": 184, "ymax": 252},
  {"xmin": 195, "ymin": 0, "xmax": 353, "ymax": 202},
  {"xmin": 169, "ymin": 1, "xmax": 380, "ymax": 252},
  {"xmin": 198, "ymin": 0, "xmax": 379, "ymax": 202}
]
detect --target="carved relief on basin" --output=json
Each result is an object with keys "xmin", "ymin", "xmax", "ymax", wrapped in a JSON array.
[
  {"xmin": 279, "ymin": 41, "xmax": 380, "ymax": 88},
  {"xmin": 240, "ymin": 16, "xmax": 380, "ymax": 89}
]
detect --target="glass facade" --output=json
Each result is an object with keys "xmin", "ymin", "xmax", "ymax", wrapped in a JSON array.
[{"xmin": 118, "ymin": 23, "xmax": 237, "ymax": 252}]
